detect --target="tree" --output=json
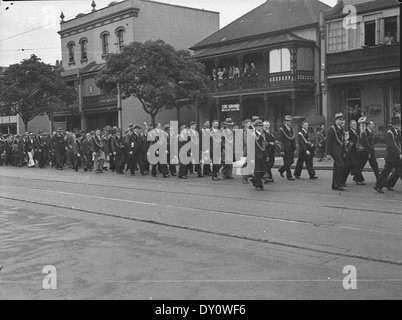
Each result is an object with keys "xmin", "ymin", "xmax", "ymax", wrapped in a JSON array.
[
  {"xmin": 96, "ymin": 40, "xmax": 211, "ymax": 126},
  {"xmin": 0, "ymin": 55, "xmax": 77, "ymax": 132}
]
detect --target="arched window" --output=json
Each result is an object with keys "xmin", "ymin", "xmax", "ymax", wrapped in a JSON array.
[
  {"xmin": 79, "ymin": 38, "xmax": 88, "ymax": 61},
  {"xmin": 269, "ymin": 48, "xmax": 291, "ymax": 73},
  {"xmin": 100, "ymin": 32, "xmax": 110, "ymax": 56},
  {"xmin": 67, "ymin": 41, "xmax": 75, "ymax": 64},
  {"xmin": 115, "ymin": 27, "xmax": 125, "ymax": 51},
  {"xmin": 296, "ymin": 48, "xmax": 313, "ymax": 71}
]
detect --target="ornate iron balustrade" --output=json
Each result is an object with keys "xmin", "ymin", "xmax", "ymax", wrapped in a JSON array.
[{"xmin": 210, "ymin": 71, "xmax": 314, "ymax": 92}]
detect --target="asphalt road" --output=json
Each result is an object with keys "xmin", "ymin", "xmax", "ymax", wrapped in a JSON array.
[{"xmin": 0, "ymin": 165, "xmax": 401, "ymax": 300}]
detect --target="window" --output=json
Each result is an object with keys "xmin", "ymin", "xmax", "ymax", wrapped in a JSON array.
[
  {"xmin": 67, "ymin": 42, "xmax": 75, "ymax": 64},
  {"xmin": 296, "ymin": 48, "xmax": 313, "ymax": 71},
  {"xmin": 79, "ymin": 38, "xmax": 88, "ymax": 61},
  {"xmin": 364, "ymin": 20, "xmax": 376, "ymax": 46},
  {"xmin": 116, "ymin": 28, "xmax": 124, "ymax": 51},
  {"xmin": 384, "ymin": 16, "xmax": 398, "ymax": 44},
  {"xmin": 101, "ymin": 32, "xmax": 109, "ymax": 56},
  {"xmin": 269, "ymin": 48, "xmax": 291, "ymax": 73},
  {"xmin": 328, "ymin": 21, "xmax": 346, "ymax": 52},
  {"xmin": 347, "ymin": 22, "xmax": 361, "ymax": 50}
]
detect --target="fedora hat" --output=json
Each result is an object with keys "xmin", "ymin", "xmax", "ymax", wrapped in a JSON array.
[
  {"xmin": 390, "ymin": 117, "xmax": 401, "ymax": 126},
  {"xmin": 334, "ymin": 112, "xmax": 345, "ymax": 120},
  {"xmin": 284, "ymin": 115, "xmax": 293, "ymax": 122},
  {"xmin": 253, "ymin": 120, "xmax": 264, "ymax": 127},
  {"xmin": 224, "ymin": 118, "xmax": 235, "ymax": 126}
]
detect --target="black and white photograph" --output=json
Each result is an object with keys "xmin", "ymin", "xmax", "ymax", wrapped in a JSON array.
[{"xmin": 0, "ymin": 0, "xmax": 401, "ymax": 303}]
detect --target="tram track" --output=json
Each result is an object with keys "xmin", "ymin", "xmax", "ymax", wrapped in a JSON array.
[
  {"xmin": 1, "ymin": 173, "xmax": 401, "ymax": 217},
  {"xmin": 0, "ymin": 193, "xmax": 401, "ymax": 267}
]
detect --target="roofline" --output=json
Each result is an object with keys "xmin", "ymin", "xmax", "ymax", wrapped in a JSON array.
[
  {"xmin": 141, "ymin": 0, "xmax": 219, "ymax": 15},
  {"xmin": 193, "ymin": 38, "xmax": 316, "ymax": 61},
  {"xmin": 324, "ymin": 0, "xmax": 400, "ymax": 19},
  {"xmin": 190, "ymin": 22, "xmax": 320, "ymax": 51}
]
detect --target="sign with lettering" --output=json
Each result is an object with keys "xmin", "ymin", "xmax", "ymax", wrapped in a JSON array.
[{"xmin": 222, "ymin": 104, "xmax": 240, "ymax": 112}]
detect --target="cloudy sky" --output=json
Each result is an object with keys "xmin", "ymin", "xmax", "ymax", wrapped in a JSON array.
[{"xmin": 0, "ymin": 0, "xmax": 338, "ymax": 67}]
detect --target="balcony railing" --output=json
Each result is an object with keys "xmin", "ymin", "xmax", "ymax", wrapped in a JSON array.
[
  {"xmin": 210, "ymin": 71, "xmax": 314, "ymax": 93},
  {"xmin": 326, "ymin": 43, "xmax": 400, "ymax": 74}
]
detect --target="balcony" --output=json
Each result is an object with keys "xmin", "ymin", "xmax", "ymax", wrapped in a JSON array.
[
  {"xmin": 83, "ymin": 93, "xmax": 118, "ymax": 112},
  {"xmin": 326, "ymin": 43, "xmax": 400, "ymax": 75},
  {"xmin": 210, "ymin": 71, "xmax": 315, "ymax": 93}
]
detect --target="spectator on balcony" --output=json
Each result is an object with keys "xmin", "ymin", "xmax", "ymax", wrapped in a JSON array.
[
  {"xmin": 243, "ymin": 63, "xmax": 250, "ymax": 77},
  {"xmin": 211, "ymin": 69, "xmax": 217, "ymax": 81},
  {"xmin": 243, "ymin": 62, "xmax": 250, "ymax": 77},
  {"xmin": 228, "ymin": 67, "xmax": 234, "ymax": 79},
  {"xmin": 233, "ymin": 66, "xmax": 240, "ymax": 78},
  {"xmin": 217, "ymin": 68, "xmax": 224, "ymax": 81},
  {"xmin": 222, "ymin": 67, "xmax": 228, "ymax": 80},
  {"xmin": 384, "ymin": 32, "xmax": 395, "ymax": 45},
  {"xmin": 249, "ymin": 62, "xmax": 258, "ymax": 77}
]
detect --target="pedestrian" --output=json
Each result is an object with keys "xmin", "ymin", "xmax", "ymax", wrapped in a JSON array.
[
  {"xmin": 210, "ymin": 120, "xmax": 222, "ymax": 181},
  {"xmin": 91, "ymin": 129, "xmax": 105, "ymax": 174},
  {"xmin": 262, "ymin": 120, "xmax": 276, "ymax": 183},
  {"xmin": 201, "ymin": 120, "xmax": 212, "ymax": 176},
  {"xmin": 360, "ymin": 120, "xmax": 380, "ymax": 182},
  {"xmin": 111, "ymin": 128, "xmax": 126, "ymax": 174},
  {"xmin": 294, "ymin": 122, "xmax": 318, "ymax": 180},
  {"xmin": 374, "ymin": 117, "xmax": 401, "ymax": 193},
  {"xmin": 221, "ymin": 118, "xmax": 235, "ymax": 179},
  {"xmin": 278, "ymin": 115, "xmax": 296, "ymax": 180},
  {"xmin": 326, "ymin": 113, "xmax": 347, "ymax": 191},
  {"xmin": 250, "ymin": 120, "xmax": 267, "ymax": 190},
  {"xmin": 315, "ymin": 125, "xmax": 326, "ymax": 162}
]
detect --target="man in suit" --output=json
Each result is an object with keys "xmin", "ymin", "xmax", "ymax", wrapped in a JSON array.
[
  {"xmin": 34, "ymin": 131, "xmax": 46, "ymax": 168},
  {"xmin": 125, "ymin": 124, "xmax": 142, "ymax": 176},
  {"xmin": 326, "ymin": 113, "xmax": 347, "ymax": 191},
  {"xmin": 210, "ymin": 120, "xmax": 222, "ymax": 181},
  {"xmin": 25, "ymin": 132, "xmax": 36, "ymax": 168},
  {"xmin": 374, "ymin": 117, "xmax": 402, "ymax": 193},
  {"xmin": 91, "ymin": 129, "xmax": 105, "ymax": 173},
  {"xmin": 342, "ymin": 120, "xmax": 365, "ymax": 185},
  {"xmin": 263, "ymin": 120, "xmax": 276, "ymax": 183},
  {"xmin": 241, "ymin": 119, "xmax": 252, "ymax": 184},
  {"xmin": 82, "ymin": 133, "xmax": 93, "ymax": 172},
  {"xmin": 52, "ymin": 127, "xmax": 66, "ymax": 170},
  {"xmin": 111, "ymin": 128, "xmax": 126, "ymax": 174},
  {"xmin": 360, "ymin": 120, "xmax": 380, "ymax": 182},
  {"xmin": 294, "ymin": 121, "xmax": 317, "ymax": 179},
  {"xmin": 250, "ymin": 120, "xmax": 268, "ymax": 190},
  {"xmin": 278, "ymin": 115, "xmax": 296, "ymax": 180},
  {"xmin": 221, "ymin": 118, "xmax": 235, "ymax": 179}
]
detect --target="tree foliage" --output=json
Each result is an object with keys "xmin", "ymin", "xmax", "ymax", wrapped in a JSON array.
[
  {"xmin": 96, "ymin": 40, "xmax": 210, "ymax": 125},
  {"xmin": 0, "ymin": 55, "xmax": 77, "ymax": 131}
]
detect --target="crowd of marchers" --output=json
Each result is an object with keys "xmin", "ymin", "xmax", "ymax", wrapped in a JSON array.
[{"xmin": 0, "ymin": 114, "xmax": 400, "ymax": 192}]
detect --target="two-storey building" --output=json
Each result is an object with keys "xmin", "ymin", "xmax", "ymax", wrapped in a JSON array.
[
  {"xmin": 321, "ymin": 0, "xmax": 400, "ymax": 130},
  {"xmin": 56, "ymin": 0, "xmax": 219, "ymax": 132},
  {"xmin": 190, "ymin": 0, "xmax": 331, "ymax": 131}
]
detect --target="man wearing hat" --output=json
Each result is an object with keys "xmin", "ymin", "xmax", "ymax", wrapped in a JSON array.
[
  {"xmin": 294, "ymin": 121, "xmax": 318, "ymax": 180},
  {"xmin": 278, "ymin": 115, "xmax": 296, "ymax": 180},
  {"xmin": 52, "ymin": 127, "xmax": 66, "ymax": 170},
  {"xmin": 82, "ymin": 132, "xmax": 94, "ymax": 172},
  {"xmin": 221, "ymin": 118, "xmax": 235, "ymax": 179},
  {"xmin": 35, "ymin": 130, "xmax": 46, "ymax": 168},
  {"xmin": 91, "ymin": 128, "xmax": 105, "ymax": 173},
  {"xmin": 374, "ymin": 117, "xmax": 401, "ymax": 193},
  {"xmin": 250, "ymin": 120, "xmax": 268, "ymax": 190},
  {"xmin": 188, "ymin": 121, "xmax": 203, "ymax": 178},
  {"xmin": 5, "ymin": 134, "xmax": 13, "ymax": 166},
  {"xmin": 107, "ymin": 127, "xmax": 116, "ymax": 172},
  {"xmin": 111, "ymin": 128, "xmax": 126, "ymax": 174},
  {"xmin": 125, "ymin": 124, "xmax": 142, "ymax": 176},
  {"xmin": 241, "ymin": 119, "xmax": 252, "ymax": 183},
  {"xmin": 326, "ymin": 113, "xmax": 347, "ymax": 191}
]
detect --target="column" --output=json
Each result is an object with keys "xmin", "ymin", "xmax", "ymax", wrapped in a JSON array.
[
  {"xmin": 264, "ymin": 93, "xmax": 268, "ymax": 120},
  {"xmin": 239, "ymin": 95, "xmax": 244, "ymax": 120},
  {"xmin": 78, "ymin": 76, "xmax": 85, "ymax": 131},
  {"xmin": 117, "ymin": 84, "xmax": 123, "ymax": 129},
  {"xmin": 291, "ymin": 91, "xmax": 297, "ymax": 116},
  {"xmin": 216, "ymin": 98, "xmax": 220, "ymax": 122}
]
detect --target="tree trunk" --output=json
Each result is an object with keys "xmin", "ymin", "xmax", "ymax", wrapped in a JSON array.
[
  {"xmin": 24, "ymin": 121, "xmax": 29, "ymax": 133},
  {"xmin": 150, "ymin": 113, "xmax": 156, "ymax": 128}
]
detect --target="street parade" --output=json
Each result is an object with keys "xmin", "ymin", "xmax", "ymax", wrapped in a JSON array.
[{"xmin": 1, "ymin": 114, "xmax": 400, "ymax": 192}]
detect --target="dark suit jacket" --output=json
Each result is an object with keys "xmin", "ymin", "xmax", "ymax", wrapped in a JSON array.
[
  {"xmin": 361, "ymin": 129, "xmax": 375, "ymax": 156},
  {"xmin": 297, "ymin": 129, "xmax": 313, "ymax": 155},
  {"xmin": 385, "ymin": 128, "xmax": 401, "ymax": 164},
  {"xmin": 278, "ymin": 125, "xmax": 296, "ymax": 153},
  {"xmin": 326, "ymin": 125, "xmax": 345, "ymax": 157},
  {"xmin": 91, "ymin": 135, "xmax": 104, "ymax": 153}
]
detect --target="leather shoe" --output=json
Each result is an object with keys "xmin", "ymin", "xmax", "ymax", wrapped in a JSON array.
[
  {"xmin": 278, "ymin": 170, "xmax": 284, "ymax": 178},
  {"xmin": 294, "ymin": 176, "xmax": 301, "ymax": 179},
  {"xmin": 385, "ymin": 186, "xmax": 394, "ymax": 191},
  {"xmin": 332, "ymin": 186, "xmax": 346, "ymax": 191},
  {"xmin": 373, "ymin": 187, "xmax": 384, "ymax": 193},
  {"xmin": 310, "ymin": 176, "xmax": 318, "ymax": 180},
  {"xmin": 287, "ymin": 177, "xmax": 295, "ymax": 181}
]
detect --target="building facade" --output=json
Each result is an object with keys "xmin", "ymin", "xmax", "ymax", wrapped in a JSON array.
[
  {"xmin": 321, "ymin": 0, "xmax": 400, "ymax": 132},
  {"xmin": 190, "ymin": 0, "xmax": 331, "ymax": 132},
  {"xmin": 56, "ymin": 0, "xmax": 219, "ymax": 132}
]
